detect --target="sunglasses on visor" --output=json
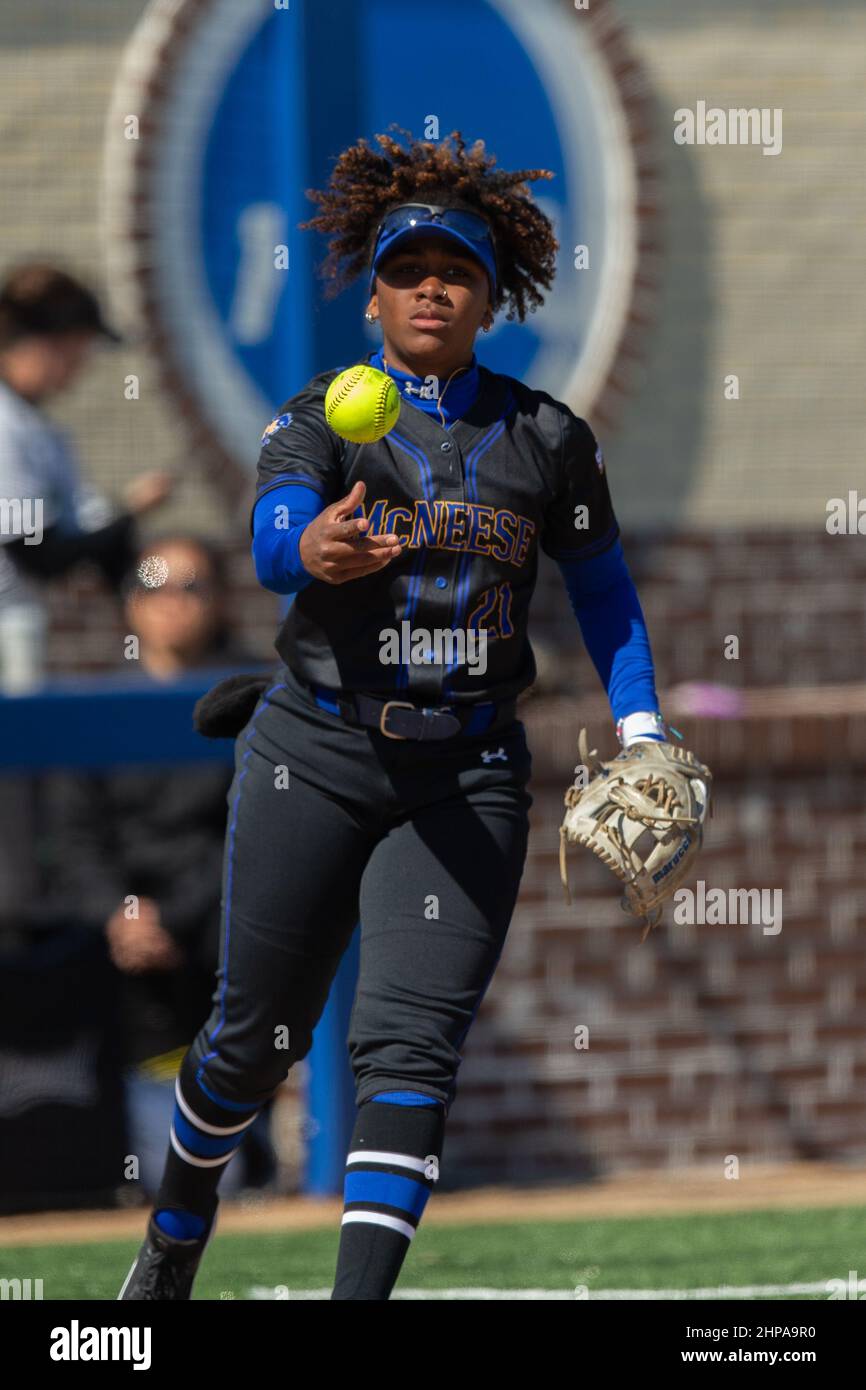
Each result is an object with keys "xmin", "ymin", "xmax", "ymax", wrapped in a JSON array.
[{"xmin": 373, "ymin": 204, "xmax": 498, "ymax": 273}]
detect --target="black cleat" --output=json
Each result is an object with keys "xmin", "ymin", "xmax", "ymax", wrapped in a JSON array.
[{"xmin": 117, "ymin": 1211, "xmax": 216, "ymax": 1301}]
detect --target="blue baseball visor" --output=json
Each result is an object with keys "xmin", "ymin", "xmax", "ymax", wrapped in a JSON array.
[{"xmin": 368, "ymin": 204, "xmax": 498, "ymax": 296}]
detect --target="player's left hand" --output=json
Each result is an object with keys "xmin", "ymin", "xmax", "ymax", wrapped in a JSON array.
[{"xmin": 559, "ymin": 729, "xmax": 713, "ymax": 941}]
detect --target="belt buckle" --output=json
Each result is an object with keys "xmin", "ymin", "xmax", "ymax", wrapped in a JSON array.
[{"xmin": 379, "ymin": 700, "xmax": 415, "ymax": 739}]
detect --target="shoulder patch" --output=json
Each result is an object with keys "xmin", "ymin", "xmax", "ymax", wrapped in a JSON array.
[
  {"xmin": 260, "ymin": 411, "xmax": 293, "ymax": 446},
  {"xmin": 595, "ymin": 444, "xmax": 605, "ymax": 474}
]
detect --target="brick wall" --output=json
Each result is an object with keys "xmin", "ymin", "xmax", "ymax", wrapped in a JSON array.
[
  {"xmin": 443, "ymin": 704, "xmax": 866, "ymax": 1185},
  {"xmin": 534, "ymin": 528, "xmax": 866, "ymax": 695},
  {"xmin": 45, "ymin": 524, "xmax": 866, "ymax": 687}
]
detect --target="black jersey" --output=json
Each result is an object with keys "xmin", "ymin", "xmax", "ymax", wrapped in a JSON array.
[{"xmin": 250, "ymin": 358, "xmax": 620, "ymax": 705}]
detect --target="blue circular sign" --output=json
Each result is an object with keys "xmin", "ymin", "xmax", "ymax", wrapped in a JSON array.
[{"xmin": 104, "ymin": 0, "xmax": 652, "ymax": 479}]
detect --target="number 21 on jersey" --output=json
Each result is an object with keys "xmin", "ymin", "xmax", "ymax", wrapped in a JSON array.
[{"xmin": 467, "ymin": 582, "xmax": 514, "ymax": 639}]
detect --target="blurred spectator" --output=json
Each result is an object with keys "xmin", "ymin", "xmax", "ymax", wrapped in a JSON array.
[
  {"xmin": 0, "ymin": 262, "xmax": 173, "ymax": 694},
  {"xmin": 40, "ymin": 535, "xmax": 276, "ymax": 1199}
]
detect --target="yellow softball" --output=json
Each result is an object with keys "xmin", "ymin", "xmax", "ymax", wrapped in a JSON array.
[{"xmin": 324, "ymin": 364, "xmax": 400, "ymax": 444}]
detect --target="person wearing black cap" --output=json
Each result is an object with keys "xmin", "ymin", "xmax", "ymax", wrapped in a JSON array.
[{"xmin": 0, "ymin": 263, "xmax": 173, "ymax": 692}]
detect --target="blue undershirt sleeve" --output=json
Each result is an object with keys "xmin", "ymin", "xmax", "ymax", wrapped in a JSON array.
[
  {"xmin": 557, "ymin": 540, "xmax": 661, "ymax": 723},
  {"xmin": 251, "ymin": 481, "xmax": 323, "ymax": 595}
]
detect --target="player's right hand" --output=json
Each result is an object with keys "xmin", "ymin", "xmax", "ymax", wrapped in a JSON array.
[{"xmin": 299, "ymin": 480, "xmax": 403, "ymax": 585}]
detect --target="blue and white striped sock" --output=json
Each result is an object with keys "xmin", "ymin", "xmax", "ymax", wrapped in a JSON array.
[
  {"xmin": 331, "ymin": 1091, "xmax": 445, "ymax": 1300},
  {"xmin": 154, "ymin": 1051, "xmax": 261, "ymax": 1229}
]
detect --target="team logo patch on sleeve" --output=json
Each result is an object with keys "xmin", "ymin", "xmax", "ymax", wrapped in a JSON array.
[{"xmin": 260, "ymin": 412, "xmax": 293, "ymax": 446}]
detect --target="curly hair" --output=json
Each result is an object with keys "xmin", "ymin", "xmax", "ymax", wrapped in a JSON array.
[{"xmin": 299, "ymin": 126, "xmax": 558, "ymax": 323}]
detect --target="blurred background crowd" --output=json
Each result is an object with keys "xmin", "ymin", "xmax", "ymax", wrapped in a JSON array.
[{"xmin": 0, "ymin": 268, "xmax": 275, "ymax": 1205}]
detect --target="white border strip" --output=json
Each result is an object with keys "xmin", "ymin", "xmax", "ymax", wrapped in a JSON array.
[{"xmin": 249, "ymin": 1280, "xmax": 833, "ymax": 1301}]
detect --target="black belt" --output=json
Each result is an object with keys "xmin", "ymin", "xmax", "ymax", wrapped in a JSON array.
[{"xmin": 310, "ymin": 683, "xmax": 517, "ymax": 741}]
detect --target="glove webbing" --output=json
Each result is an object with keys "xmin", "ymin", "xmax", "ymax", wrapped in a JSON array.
[{"xmin": 559, "ymin": 773, "xmax": 705, "ymax": 942}]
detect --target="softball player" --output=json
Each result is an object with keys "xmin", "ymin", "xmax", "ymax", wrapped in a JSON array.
[{"xmin": 119, "ymin": 129, "xmax": 667, "ymax": 1301}]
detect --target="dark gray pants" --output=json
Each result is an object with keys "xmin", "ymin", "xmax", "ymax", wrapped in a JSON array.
[{"xmin": 187, "ymin": 664, "xmax": 533, "ymax": 1113}]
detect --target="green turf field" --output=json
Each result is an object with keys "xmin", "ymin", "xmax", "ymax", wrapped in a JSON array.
[{"xmin": 2, "ymin": 1204, "xmax": 864, "ymax": 1299}]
